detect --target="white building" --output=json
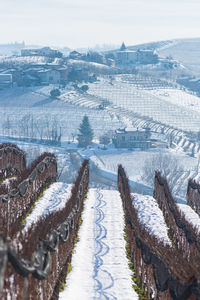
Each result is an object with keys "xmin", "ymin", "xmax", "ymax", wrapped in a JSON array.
[
  {"xmin": 113, "ymin": 127, "xmax": 151, "ymax": 149},
  {"xmin": 116, "ymin": 50, "xmax": 138, "ymax": 65},
  {"xmin": 115, "ymin": 49, "xmax": 158, "ymax": 65},
  {"xmin": 37, "ymin": 69, "xmax": 61, "ymax": 84},
  {"xmin": 137, "ymin": 49, "xmax": 158, "ymax": 64}
]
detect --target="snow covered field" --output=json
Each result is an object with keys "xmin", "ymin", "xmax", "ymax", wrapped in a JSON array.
[
  {"xmin": 0, "ymin": 85, "xmax": 123, "ymax": 140},
  {"xmin": 79, "ymin": 145, "xmax": 198, "ymax": 200},
  {"xmin": 87, "ymin": 76, "xmax": 200, "ymax": 132},
  {"xmin": 177, "ymin": 203, "xmax": 200, "ymax": 233},
  {"xmin": 59, "ymin": 188, "xmax": 138, "ymax": 300},
  {"xmin": 148, "ymin": 88, "xmax": 200, "ymax": 114}
]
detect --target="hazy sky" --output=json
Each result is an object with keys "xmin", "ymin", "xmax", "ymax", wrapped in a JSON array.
[{"xmin": 1, "ymin": 0, "xmax": 200, "ymax": 48}]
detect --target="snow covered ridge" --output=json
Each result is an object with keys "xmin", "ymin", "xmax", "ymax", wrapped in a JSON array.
[
  {"xmin": 1, "ymin": 160, "xmax": 89, "ymax": 300},
  {"xmin": 131, "ymin": 193, "xmax": 171, "ymax": 245},
  {"xmin": 154, "ymin": 172, "xmax": 200, "ymax": 258},
  {"xmin": 118, "ymin": 165, "xmax": 200, "ymax": 299},
  {"xmin": 24, "ymin": 182, "xmax": 73, "ymax": 230},
  {"xmin": 177, "ymin": 203, "xmax": 200, "ymax": 233}
]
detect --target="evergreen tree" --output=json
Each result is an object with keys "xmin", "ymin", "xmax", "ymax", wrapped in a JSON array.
[
  {"xmin": 120, "ymin": 42, "xmax": 126, "ymax": 51},
  {"xmin": 78, "ymin": 115, "xmax": 94, "ymax": 147}
]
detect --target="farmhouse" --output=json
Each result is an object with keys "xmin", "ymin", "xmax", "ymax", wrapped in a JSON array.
[
  {"xmin": 115, "ymin": 48, "xmax": 158, "ymax": 65},
  {"xmin": 113, "ymin": 127, "xmax": 151, "ymax": 149},
  {"xmin": 37, "ymin": 69, "xmax": 61, "ymax": 84},
  {"xmin": 56, "ymin": 66, "xmax": 72, "ymax": 84},
  {"xmin": 137, "ymin": 49, "xmax": 158, "ymax": 64},
  {"xmin": 116, "ymin": 50, "xmax": 138, "ymax": 65}
]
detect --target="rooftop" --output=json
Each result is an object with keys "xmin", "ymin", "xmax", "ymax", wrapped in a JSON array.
[{"xmin": 116, "ymin": 127, "xmax": 146, "ymax": 134}]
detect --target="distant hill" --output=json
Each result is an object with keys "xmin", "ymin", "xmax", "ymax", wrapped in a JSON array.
[
  {"xmin": 127, "ymin": 40, "xmax": 173, "ymax": 51},
  {"xmin": 156, "ymin": 38, "xmax": 200, "ymax": 75},
  {"xmin": 125, "ymin": 38, "xmax": 200, "ymax": 75}
]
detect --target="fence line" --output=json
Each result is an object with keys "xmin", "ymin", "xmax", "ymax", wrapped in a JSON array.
[
  {"xmin": 118, "ymin": 164, "xmax": 200, "ymax": 300},
  {"xmin": 0, "ymin": 160, "xmax": 89, "ymax": 300}
]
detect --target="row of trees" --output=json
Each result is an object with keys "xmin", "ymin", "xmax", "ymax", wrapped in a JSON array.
[
  {"xmin": 2, "ymin": 114, "xmax": 61, "ymax": 144},
  {"xmin": 1, "ymin": 113, "xmax": 105, "ymax": 148}
]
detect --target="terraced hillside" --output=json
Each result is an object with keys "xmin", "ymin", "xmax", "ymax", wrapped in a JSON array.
[
  {"xmin": 87, "ymin": 75, "xmax": 200, "ymax": 132},
  {"xmin": 157, "ymin": 38, "xmax": 200, "ymax": 74}
]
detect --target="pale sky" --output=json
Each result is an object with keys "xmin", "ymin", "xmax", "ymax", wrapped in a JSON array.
[{"xmin": 1, "ymin": 0, "xmax": 200, "ymax": 48}]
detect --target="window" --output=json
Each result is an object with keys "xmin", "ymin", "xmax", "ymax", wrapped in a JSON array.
[{"xmin": 122, "ymin": 136, "xmax": 125, "ymax": 141}]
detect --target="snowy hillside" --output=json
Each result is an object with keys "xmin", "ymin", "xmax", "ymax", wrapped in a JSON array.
[
  {"xmin": 0, "ymin": 85, "xmax": 124, "ymax": 140},
  {"xmin": 121, "ymin": 38, "xmax": 200, "ymax": 75},
  {"xmin": 157, "ymin": 38, "xmax": 200, "ymax": 74},
  {"xmin": 79, "ymin": 144, "xmax": 198, "ymax": 200},
  {"xmin": 87, "ymin": 76, "xmax": 200, "ymax": 132}
]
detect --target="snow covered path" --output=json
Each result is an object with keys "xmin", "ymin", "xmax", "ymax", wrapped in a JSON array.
[{"xmin": 59, "ymin": 188, "xmax": 138, "ymax": 300}]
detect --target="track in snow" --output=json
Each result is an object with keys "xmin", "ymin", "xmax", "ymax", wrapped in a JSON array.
[
  {"xmin": 93, "ymin": 189, "xmax": 116, "ymax": 300},
  {"xmin": 24, "ymin": 182, "xmax": 73, "ymax": 230},
  {"xmin": 59, "ymin": 188, "xmax": 138, "ymax": 300}
]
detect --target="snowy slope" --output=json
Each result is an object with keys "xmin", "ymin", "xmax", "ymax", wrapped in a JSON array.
[
  {"xmin": 59, "ymin": 188, "xmax": 138, "ymax": 300},
  {"xmin": 177, "ymin": 203, "xmax": 200, "ymax": 233},
  {"xmin": 24, "ymin": 182, "xmax": 73, "ymax": 230},
  {"xmin": 87, "ymin": 76, "xmax": 200, "ymax": 132},
  {"xmin": 131, "ymin": 193, "xmax": 171, "ymax": 245},
  {"xmin": 80, "ymin": 145, "xmax": 197, "ymax": 200},
  {"xmin": 0, "ymin": 85, "xmax": 123, "ymax": 140},
  {"xmin": 148, "ymin": 88, "xmax": 200, "ymax": 114},
  {"xmin": 157, "ymin": 38, "xmax": 200, "ymax": 74}
]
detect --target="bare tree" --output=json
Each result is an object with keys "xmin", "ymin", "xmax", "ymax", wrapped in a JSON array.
[
  {"xmin": 2, "ymin": 116, "xmax": 11, "ymax": 136},
  {"xmin": 142, "ymin": 153, "xmax": 184, "ymax": 192},
  {"xmin": 99, "ymin": 134, "xmax": 110, "ymax": 148}
]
